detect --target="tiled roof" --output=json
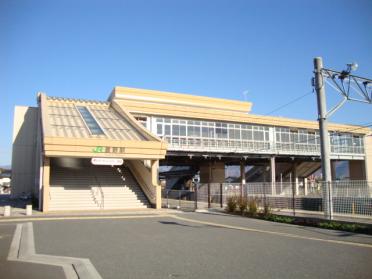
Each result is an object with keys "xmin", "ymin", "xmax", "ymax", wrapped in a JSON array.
[{"xmin": 45, "ymin": 97, "xmax": 146, "ymax": 141}]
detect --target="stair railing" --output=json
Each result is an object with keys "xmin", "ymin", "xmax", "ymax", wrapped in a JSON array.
[
  {"xmin": 121, "ymin": 163, "xmax": 156, "ymax": 204},
  {"xmin": 93, "ymin": 175, "xmax": 104, "ymax": 209},
  {"xmin": 113, "ymin": 164, "xmax": 154, "ymax": 205}
]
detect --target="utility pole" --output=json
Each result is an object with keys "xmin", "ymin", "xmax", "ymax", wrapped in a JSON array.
[
  {"xmin": 313, "ymin": 57, "xmax": 372, "ymax": 220},
  {"xmin": 314, "ymin": 57, "xmax": 333, "ymax": 219}
]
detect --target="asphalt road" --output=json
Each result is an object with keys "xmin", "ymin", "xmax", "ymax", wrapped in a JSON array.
[{"xmin": 1, "ymin": 212, "xmax": 372, "ymax": 279}]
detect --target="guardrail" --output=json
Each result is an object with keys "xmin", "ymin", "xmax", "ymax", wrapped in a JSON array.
[{"xmin": 165, "ymin": 137, "xmax": 364, "ymax": 156}]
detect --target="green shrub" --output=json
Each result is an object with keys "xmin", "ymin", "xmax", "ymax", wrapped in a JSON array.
[
  {"xmin": 247, "ymin": 198, "xmax": 258, "ymax": 216},
  {"xmin": 226, "ymin": 196, "xmax": 238, "ymax": 213},
  {"xmin": 262, "ymin": 202, "xmax": 272, "ymax": 217},
  {"xmin": 237, "ymin": 197, "xmax": 248, "ymax": 215},
  {"xmin": 265, "ymin": 215, "xmax": 294, "ymax": 224},
  {"xmin": 319, "ymin": 221, "xmax": 366, "ymax": 233}
]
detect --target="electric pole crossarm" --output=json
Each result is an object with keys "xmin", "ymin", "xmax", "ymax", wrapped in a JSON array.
[
  {"xmin": 322, "ymin": 69, "xmax": 347, "ymax": 97},
  {"xmin": 326, "ymin": 97, "xmax": 347, "ymax": 118},
  {"xmin": 313, "ymin": 57, "xmax": 372, "ymax": 220},
  {"xmin": 321, "ymin": 68, "xmax": 372, "ymax": 105}
]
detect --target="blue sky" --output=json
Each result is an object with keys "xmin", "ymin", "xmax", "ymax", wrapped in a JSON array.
[{"xmin": 1, "ymin": 0, "xmax": 371, "ymax": 166}]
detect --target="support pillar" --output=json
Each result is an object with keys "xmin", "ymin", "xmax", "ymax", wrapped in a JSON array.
[
  {"xmin": 208, "ymin": 160, "xmax": 211, "ymax": 208},
  {"xmin": 151, "ymin": 160, "xmax": 161, "ymax": 209},
  {"xmin": 42, "ymin": 157, "xmax": 50, "ymax": 213},
  {"xmin": 293, "ymin": 162, "xmax": 298, "ymax": 196},
  {"xmin": 240, "ymin": 161, "xmax": 245, "ymax": 198},
  {"xmin": 295, "ymin": 177, "xmax": 299, "ymax": 196},
  {"xmin": 270, "ymin": 156, "xmax": 276, "ymax": 195},
  {"xmin": 304, "ymin": 178, "xmax": 308, "ymax": 196}
]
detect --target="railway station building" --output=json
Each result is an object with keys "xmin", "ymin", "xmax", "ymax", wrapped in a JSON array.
[{"xmin": 11, "ymin": 86, "xmax": 372, "ymax": 212}]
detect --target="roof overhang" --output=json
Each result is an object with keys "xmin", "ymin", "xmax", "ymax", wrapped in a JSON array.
[
  {"xmin": 38, "ymin": 93, "xmax": 168, "ymax": 160},
  {"xmin": 43, "ymin": 137, "xmax": 167, "ymax": 159}
]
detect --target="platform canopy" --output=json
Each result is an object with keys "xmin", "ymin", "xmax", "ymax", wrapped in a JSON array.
[{"xmin": 39, "ymin": 93, "xmax": 167, "ymax": 160}]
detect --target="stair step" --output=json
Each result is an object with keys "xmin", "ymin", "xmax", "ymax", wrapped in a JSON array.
[{"xmin": 49, "ymin": 165, "xmax": 150, "ymax": 210}]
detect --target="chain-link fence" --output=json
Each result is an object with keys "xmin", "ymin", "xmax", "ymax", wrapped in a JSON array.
[{"xmin": 162, "ymin": 181, "xmax": 372, "ymax": 220}]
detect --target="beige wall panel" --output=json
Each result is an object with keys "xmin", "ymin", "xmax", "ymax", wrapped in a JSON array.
[
  {"xmin": 11, "ymin": 106, "xmax": 39, "ymax": 197},
  {"xmin": 364, "ymin": 136, "xmax": 372, "ymax": 181},
  {"xmin": 44, "ymin": 137, "xmax": 167, "ymax": 149},
  {"xmin": 44, "ymin": 150, "xmax": 165, "ymax": 159},
  {"xmin": 116, "ymin": 100, "xmax": 370, "ymax": 134},
  {"xmin": 44, "ymin": 145, "xmax": 166, "ymax": 155},
  {"xmin": 111, "ymin": 86, "xmax": 252, "ymax": 113}
]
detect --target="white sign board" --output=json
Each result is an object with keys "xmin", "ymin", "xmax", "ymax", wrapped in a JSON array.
[{"xmin": 91, "ymin": 158, "xmax": 124, "ymax": 166}]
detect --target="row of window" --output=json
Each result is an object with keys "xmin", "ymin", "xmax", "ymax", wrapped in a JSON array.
[
  {"xmin": 275, "ymin": 128, "xmax": 320, "ymax": 145},
  {"xmin": 146, "ymin": 117, "xmax": 364, "ymax": 151},
  {"xmin": 155, "ymin": 117, "xmax": 270, "ymax": 142}
]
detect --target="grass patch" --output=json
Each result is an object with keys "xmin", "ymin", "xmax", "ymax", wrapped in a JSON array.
[
  {"xmin": 318, "ymin": 221, "xmax": 367, "ymax": 233},
  {"xmin": 224, "ymin": 209, "xmax": 371, "ymax": 235}
]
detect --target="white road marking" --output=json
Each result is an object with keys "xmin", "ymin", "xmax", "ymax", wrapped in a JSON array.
[
  {"xmin": 7, "ymin": 222, "xmax": 102, "ymax": 279},
  {"xmin": 3, "ymin": 213, "xmax": 372, "ymax": 250},
  {"xmin": 171, "ymin": 215, "xmax": 372, "ymax": 249}
]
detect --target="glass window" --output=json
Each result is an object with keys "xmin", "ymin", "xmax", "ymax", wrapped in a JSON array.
[
  {"xmin": 242, "ymin": 129, "xmax": 253, "ymax": 140},
  {"xmin": 276, "ymin": 133, "xmax": 281, "ymax": 142},
  {"xmin": 157, "ymin": 124, "xmax": 163, "ymax": 135},
  {"xmin": 216, "ymin": 123, "xmax": 227, "ymax": 139},
  {"xmin": 189, "ymin": 126, "xmax": 200, "ymax": 137},
  {"xmin": 76, "ymin": 106, "xmax": 105, "ymax": 135},
  {"xmin": 180, "ymin": 125, "xmax": 186, "ymax": 136},
  {"xmin": 281, "ymin": 133, "xmax": 290, "ymax": 142},
  {"xmin": 173, "ymin": 125, "xmax": 180, "ymax": 136},
  {"xmin": 164, "ymin": 125, "xmax": 171, "ymax": 136},
  {"xmin": 253, "ymin": 130, "xmax": 264, "ymax": 141}
]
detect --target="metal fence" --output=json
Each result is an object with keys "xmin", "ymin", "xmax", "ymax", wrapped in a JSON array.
[{"xmin": 162, "ymin": 181, "xmax": 372, "ymax": 220}]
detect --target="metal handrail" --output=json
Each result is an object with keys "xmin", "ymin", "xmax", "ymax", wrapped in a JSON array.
[
  {"xmin": 93, "ymin": 175, "xmax": 104, "ymax": 209},
  {"xmin": 164, "ymin": 136, "xmax": 364, "ymax": 156},
  {"xmin": 124, "ymin": 164, "xmax": 156, "ymax": 202}
]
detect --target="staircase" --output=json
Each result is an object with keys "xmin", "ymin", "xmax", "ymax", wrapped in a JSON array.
[
  {"xmin": 101, "ymin": 166, "xmax": 150, "ymax": 209},
  {"xmin": 49, "ymin": 165, "xmax": 149, "ymax": 211}
]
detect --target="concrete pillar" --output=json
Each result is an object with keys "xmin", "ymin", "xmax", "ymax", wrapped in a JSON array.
[
  {"xmin": 270, "ymin": 156, "xmax": 276, "ymax": 195},
  {"xmin": 4, "ymin": 206, "xmax": 11, "ymax": 216},
  {"xmin": 151, "ymin": 160, "xmax": 161, "ymax": 209},
  {"xmin": 42, "ymin": 157, "xmax": 50, "ymax": 213},
  {"xmin": 208, "ymin": 161, "xmax": 211, "ymax": 208},
  {"xmin": 240, "ymin": 161, "xmax": 245, "ymax": 197},
  {"xmin": 293, "ymin": 163, "xmax": 298, "ymax": 196},
  {"xmin": 26, "ymin": 205, "xmax": 32, "ymax": 216},
  {"xmin": 295, "ymin": 177, "xmax": 299, "ymax": 196},
  {"xmin": 304, "ymin": 178, "xmax": 308, "ymax": 196}
]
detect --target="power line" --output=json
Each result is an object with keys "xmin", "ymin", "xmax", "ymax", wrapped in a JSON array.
[{"xmin": 264, "ymin": 90, "xmax": 314, "ymax": 116}]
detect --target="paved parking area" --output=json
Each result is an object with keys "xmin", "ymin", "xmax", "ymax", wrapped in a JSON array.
[{"xmin": 1, "ymin": 212, "xmax": 372, "ymax": 278}]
